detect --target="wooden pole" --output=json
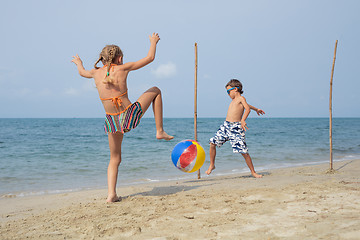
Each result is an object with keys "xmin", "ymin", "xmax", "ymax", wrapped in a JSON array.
[
  {"xmin": 329, "ymin": 40, "xmax": 338, "ymax": 171},
  {"xmin": 194, "ymin": 43, "xmax": 200, "ymax": 179}
]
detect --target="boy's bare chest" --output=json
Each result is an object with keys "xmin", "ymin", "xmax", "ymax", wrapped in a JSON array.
[{"xmin": 227, "ymin": 101, "xmax": 244, "ymax": 120}]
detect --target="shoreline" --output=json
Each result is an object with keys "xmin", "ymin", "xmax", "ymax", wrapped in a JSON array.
[
  {"xmin": 1, "ymin": 157, "xmax": 356, "ymax": 198},
  {"xmin": 1, "ymin": 159, "xmax": 359, "ymax": 239}
]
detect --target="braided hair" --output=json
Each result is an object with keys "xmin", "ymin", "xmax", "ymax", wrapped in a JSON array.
[{"xmin": 94, "ymin": 45, "xmax": 123, "ymax": 84}]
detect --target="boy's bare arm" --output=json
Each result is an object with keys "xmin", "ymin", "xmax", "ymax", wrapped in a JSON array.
[
  {"xmin": 240, "ymin": 97, "xmax": 251, "ymax": 121},
  {"xmin": 248, "ymin": 104, "xmax": 265, "ymax": 115},
  {"xmin": 71, "ymin": 55, "xmax": 93, "ymax": 78},
  {"xmin": 239, "ymin": 96, "xmax": 251, "ymax": 130}
]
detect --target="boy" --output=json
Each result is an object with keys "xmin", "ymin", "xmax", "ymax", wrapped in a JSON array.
[{"xmin": 206, "ymin": 79, "xmax": 264, "ymax": 178}]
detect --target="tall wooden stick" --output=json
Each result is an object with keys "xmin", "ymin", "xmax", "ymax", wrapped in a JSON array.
[
  {"xmin": 329, "ymin": 40, "xmax": 338, "ymax": 171},
  {"xmin": 194, "ymin": 43, "xmax": 200, "ymax": 179}
]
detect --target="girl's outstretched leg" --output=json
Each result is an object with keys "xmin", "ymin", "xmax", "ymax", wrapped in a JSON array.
[
  {"xmin": 137, "ymin": 86, "xmax": 173, "ymax": 140},
  {"xmin": 107, "ymin": 132, "xmax": 123, "ymax": 202}
]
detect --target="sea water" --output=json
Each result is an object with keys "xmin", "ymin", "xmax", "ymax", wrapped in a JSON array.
[{"xmin": 0, "ymin": 118, "xmax": 359, "ymax": 197}]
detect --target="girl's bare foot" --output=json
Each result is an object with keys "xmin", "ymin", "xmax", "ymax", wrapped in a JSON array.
[
  {"xmin": 251, "ymin": 172, "xmax": 263, "ymax": 178},
  {"xmin": 206, "ymin": 165, "xmax": 215, "ymax": 175},
  {"xmin": 106, "ymin": 195, "xmax": 122, "ymax": 203},
  {"xmin": 156, "ymin": 130, "xmax": 174, "ymax": 140}
]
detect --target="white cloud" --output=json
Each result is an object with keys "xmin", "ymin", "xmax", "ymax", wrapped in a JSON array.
[
  {"xmin": 151, "ymin": 62, "xmax": 177, "ymax": 79},
  {"xmin": 40, "ymin": 88, "xmax": 52, "ymax": 96},
  {"xmin": 203, "ymin": 74, "xmax": 212, "ymax": 79},
  {"xmin": 64, "ymin": 87, "xmax": 79, "ymax": 96},
  {"xmin": 19, "ymin": 88, "xmax": 31, "ymax": 95},
  {"xmin": 63, "ymin": 82, "xmax": 96, "ymax": 97}
]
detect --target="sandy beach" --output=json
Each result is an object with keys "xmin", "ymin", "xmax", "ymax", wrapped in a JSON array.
[{"xmin": 1, "ymin": 160, "xmax": 359, "ymax": 239}]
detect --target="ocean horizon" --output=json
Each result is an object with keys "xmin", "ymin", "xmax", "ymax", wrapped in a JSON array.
[{"xmin": 1, "ymin": 117, "xmax": 359, "ymax": 197}]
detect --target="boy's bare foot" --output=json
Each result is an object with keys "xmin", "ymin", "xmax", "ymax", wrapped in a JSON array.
[
  {"xmin": 206, "ymin": 165, "xmax": 215, "ymax": 175},
  {"xmin": 106, "ymin": 195, "xmax": 122, "ymax": 203},
  {"xmin": 251, "ymin": 172, "xmax": 263, "ymax": 178},
  {"xmin": 156, "ymin": 131, "xmax": 174, "ymax": 141}
]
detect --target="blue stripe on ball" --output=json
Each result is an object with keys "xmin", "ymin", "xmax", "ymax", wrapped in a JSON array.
[{"xmin": 171, "ymin": 140, "xmax": 194, "ymax": 167}]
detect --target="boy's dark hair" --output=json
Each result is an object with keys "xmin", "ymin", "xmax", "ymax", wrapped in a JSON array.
[{"xmin": 225, "ymin": 79, "xmax": 243, "ymax": 94}]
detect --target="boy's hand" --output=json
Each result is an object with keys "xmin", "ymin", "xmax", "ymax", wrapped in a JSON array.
[
  {"xmin": 241, "ymin": 120, "xmax": 248, "ymax": 131},
  {"xmin": 149, "ymin": 33, "xmax": 160, "ymax": 44},
  {"xmin": 256, "ymin": 109, "xmax": 265, "ymax": 116},
  {"xmin": 71, "ymin": 54, "xmax": 83, "ymax": 66}
]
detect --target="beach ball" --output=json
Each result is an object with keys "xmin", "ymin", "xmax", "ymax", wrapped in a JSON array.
[{"xmin": 171, "ymin": 140, "xmax": 206, "ymax": 173}]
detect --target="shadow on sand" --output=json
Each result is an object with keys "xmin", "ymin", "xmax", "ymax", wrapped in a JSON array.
[{"xmin": 124, "ymin": 171, "xmax": 271, "ymax": 199}]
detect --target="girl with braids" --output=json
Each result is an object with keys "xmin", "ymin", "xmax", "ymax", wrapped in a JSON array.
[{"xmin": 72, "ymin": 33, "xmax": 173, "ymax": 202}]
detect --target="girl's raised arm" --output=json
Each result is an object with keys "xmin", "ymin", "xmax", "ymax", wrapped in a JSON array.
[
  {"xmin": 72, "ymin": 54, "xmax": 94, "ymax": 78},
  {"xmin": 123, "ymin": 33, "xmax": 160, "ymax": 71}
]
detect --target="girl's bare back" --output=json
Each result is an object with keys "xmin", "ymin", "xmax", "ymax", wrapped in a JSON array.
[{"xmin": 92, "ymin": 65, "xmax": 132, "ymax": 115}]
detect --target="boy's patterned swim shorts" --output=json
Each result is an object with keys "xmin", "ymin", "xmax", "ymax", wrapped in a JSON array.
[{"xmin": 209, "ymin": 121, "xmax": 248, "ymax": 154}]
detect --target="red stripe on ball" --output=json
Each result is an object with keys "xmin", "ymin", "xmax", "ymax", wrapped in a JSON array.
[{"xmin": 179, "ymin": 144, "xmax": 197, "ymax": 169}]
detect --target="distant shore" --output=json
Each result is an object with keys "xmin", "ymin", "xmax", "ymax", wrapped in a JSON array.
[{"xmin": 1, "ymin": 159, "xmax": 359, "ymax": 239}]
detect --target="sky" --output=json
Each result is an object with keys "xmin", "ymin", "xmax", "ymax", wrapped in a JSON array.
[{"xmin": 0, "ymin": 0, "xmax": 359, "ymax": 118}]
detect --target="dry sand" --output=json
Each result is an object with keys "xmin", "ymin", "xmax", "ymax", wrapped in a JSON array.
[{"xmin": 1, "ymin": 160, "xmax": 359, "ymax": 239}]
